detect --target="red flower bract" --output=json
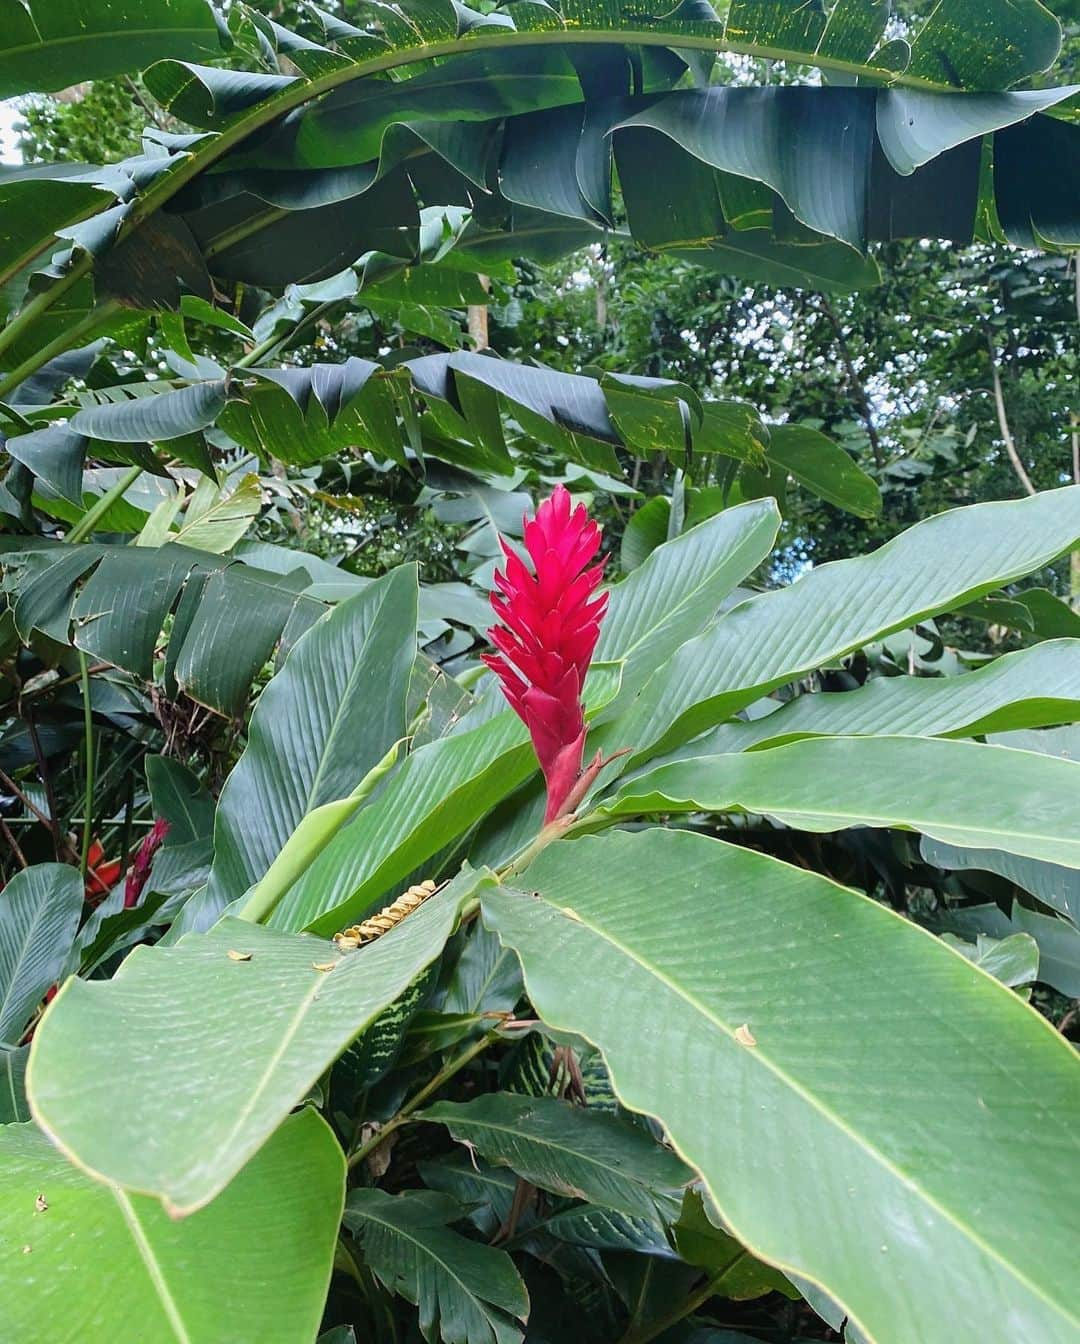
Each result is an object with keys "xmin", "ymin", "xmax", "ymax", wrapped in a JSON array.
[{"xmin": 482, "ymin": 485, "xmax": 608, "ymax": 823}]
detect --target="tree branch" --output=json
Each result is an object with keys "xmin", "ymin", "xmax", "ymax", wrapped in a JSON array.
[
  {"xmin": 987, "ymin": 342, "xmax": 1035, "ymax": 496},
  {"xmin": 816, "ymin": 295, "xmax": 884, "ymax": 469}
]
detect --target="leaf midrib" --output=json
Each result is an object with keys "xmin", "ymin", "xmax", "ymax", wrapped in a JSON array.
[
  {"xmin": 112, "ymin": 1187, "xmax": 192, "ymax": 1344},
  {"xmin": 353, "ymin": 1203, "xmax": 511, "ymax": 1318},
  {"xmin": 529, "ymin": 893, "xmax": 1080, "ymax": 1330}
]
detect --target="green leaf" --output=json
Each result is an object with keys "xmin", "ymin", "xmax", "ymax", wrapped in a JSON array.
[
  {"xmin": 145, "ymin": 755, "xmax": 215, "ymax": 846},
  {"xmin": 0, "ymin": 169, "xmax": 115, "ymax": 288},
  {"xmin": 0, "ymin": 863, "xmax": 82, "ymax": 1046},
  {"xmin": 0, "ymin": 0, "xmax": 221, "ymax": 98},
  {"xmin": 482, "ymin": 829, "xmax": 1080, "ymax": 1343},
  {"xmin": 28, "ymin": 869, "xmax": 485, "ymax": 1213},
  {"xmin": 2, "ymin": 540, "xmax": 328, "ymax": 715},
  {"xmin": 169, "ymin": 474, "xmax": 262, "ymax": 554},
  {"xmin": 673, "ymin": 1189, "xmax": 798, "ymax": 1301},
  {"xmin": 597, "ymin": 498, "xmax": 780, "ymax": 711},
  {"xmin": 606, "ymin": 736, "xmax": 1080, "ymax": 870},
  {"xmin": 201, "ymin": 565, "xmax": 417, "ymax": 925},
  {"xmin": 694, "ymin": 639, "xmax": 1080, "ymax": 753},
  {"xmin": 765, "ymin": 423, "xmax": 880, "ymax": 518},
  {"xmin": 922, "ymin": 835, "xmax": 1080, "ymax": 926},
  {"xmin": 70, "ymin": 381, "xmax": 227, "ymax": 443},
  {"xmin": 344, "ymin": 1188, "xmax": 529, "ymax": 1344},
  {"xmin": 606, "ymin": 486, "xmax": 1080, "ymax": 765},
  {"xmin": 939, "ymin": 932, "xmax": 1040, "ymax": 989},
  {"xmin": 0, "ymin": 1110, "xmax": 343, "ymax": 1342},
  {"xmin": 0, "ymin": 1044, "xmax": 29, "ymax": 1123},
  {"xmin": 277, "ymin": 708, "xmax": 533, "ymax": 935},
  {"xmin": 420, "ymin": 1094, "xmax": 692, "ymax": 1221}
]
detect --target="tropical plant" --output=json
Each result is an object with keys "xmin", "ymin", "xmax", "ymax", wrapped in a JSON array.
[{"xmin": 1, "ymin": 2, "xmax": 1080, "ymax": 1343}]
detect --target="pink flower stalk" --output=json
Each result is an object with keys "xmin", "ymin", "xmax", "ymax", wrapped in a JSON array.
[
  {"xmin": 482, "ymin": 485, "xmax": 612, "ymax": 824},
  {"xmin": 124, "ymin": 817, "xmax": 170, "ymax": 909}
]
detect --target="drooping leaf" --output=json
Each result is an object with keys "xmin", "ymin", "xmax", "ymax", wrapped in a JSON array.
[
  {"xmin": 606, "ymin": 736, "xmax": 1080, "ymax": 870},
  {"xmin": 765, "ymin": 423, "xmax": 880, "ymax": 518},
  {"xmin": 28, "ymin": 869, "xmax": 485, "ymax": 1212},
  {"xmin": 0, "ymin": 864, "xmax": 82, "ymax": 1047},
  {"xmin": 0, "ymin": 1110, "xmax": 343, "ymax": 1342},
  {"xmin": 921, "ymin": 835, "xmax": 1080, "ymax": 926},
  {"xmin": 421, "ymin": 1094, "xmax": 692, "ymax": 1222},
  {"xmin": 483, "ymin": 829, "xmax": 1080, "ymax": 1343},
  {"xmin": 344, "ymin": 1188, "xmax": 529, "ymax": 1344},
  {"xmin": 693, "ymin": 639, "xmax": 1080, "ymax": 754}
]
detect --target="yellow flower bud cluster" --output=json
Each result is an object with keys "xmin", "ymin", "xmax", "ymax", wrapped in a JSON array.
[{"xmin": 333, "ymin": 879, "xmax": 439, "ymax": 950}]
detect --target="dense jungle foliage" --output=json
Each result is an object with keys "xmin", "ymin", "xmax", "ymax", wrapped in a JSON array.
[{"xmin": 0, "ymin": 1, "xmax": 1078, "ymax": 1341}]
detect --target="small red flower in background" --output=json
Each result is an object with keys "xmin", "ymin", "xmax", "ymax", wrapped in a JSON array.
[
  {"xmin": 124, "ymin": 817, "xmax": 170, "ymax": 909},
  {"xmin": 483, "ymin": 485, "xmax": 612, "ymax": 824},
  {"xmin": 84, "ymin": 840, "xmax": 122, "ymax": 903}
]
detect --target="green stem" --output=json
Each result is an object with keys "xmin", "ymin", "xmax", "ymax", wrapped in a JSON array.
[
  {"xmin": 616, "ymin": 1258, "xmax": 743, "ymax": 1344},
  {"xmin": 347, "ymin": 1029, "xmax": 500, "ymax": 1171},
  {"xmin": 232, "ymin": 299, "xmax": 338, "ymax": 372},
  {"xmin": 0, "ymin": 300, "xmax": 120, "ymax": 401},
  {"xmin": 234, "ymin": 738, "xmax": 403, "ymax": 925},
  {"xmin": 77, "ymin": 651, "xmax": 94, "ymax": 875},
  {"xmin": 65, "ymin": 464, "xmax": 143, "ymax": 544}
]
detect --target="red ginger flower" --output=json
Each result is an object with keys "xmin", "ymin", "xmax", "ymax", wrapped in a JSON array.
[
  {"xmin": 482, "ymin": 485, "xmax": 610, "ymax": 824},
  {"xmin": 124, "ymin": 817, "xmax": 170, "ymax": 909}
]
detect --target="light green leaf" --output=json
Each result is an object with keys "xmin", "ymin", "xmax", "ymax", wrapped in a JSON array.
[
  {"xmin": 28, "ymin": 869, "xmax": 485, "ymax": 1213},
  {"xmin": 277, "ymin": 708, "xmax": 532, "ymax": 935},
  {"xmin": 420, "ymin": 1094, "xmax": 692, "ymax": 1221},
  {"xmin": 0, "ymin": 1110, "xmax": 343, "ymax": 1342},
  {"xmin": 693, "ymin": 640, "xmax": 1080, "ymax": 754},
  {"xmin": 169, "ymin": 474, "xmax": 262, "ymax": 554},
  {"xmin": 201, "ymin": 565, "xmax": 418, "ymax": 927},
  {"xmin": 344, "ymin": 1188, "xmax": 529, "ymax": 1344},
  {"xmin": 605, "ymin": 736, "xmax": 1080, "ymax": 869},
  {"xmin": 597, "ymin": 498, "xmax": 780, "ymax": 712},
  {"xmin": 606, "ymin": 486, "xmax": 1080, "ymax": 765},
  {"xmin": 482, "ymin": 829, "xmax": 1080, "ymax": 1343},
  {"xmin": 0, "ymin": 863, "xmax": 82, "ymax": 1046}
]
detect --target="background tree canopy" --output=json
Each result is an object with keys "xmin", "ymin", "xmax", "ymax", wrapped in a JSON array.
[{"xmin": 0, "ymin": 2, "xmax": 1079, "ymax": 1342}]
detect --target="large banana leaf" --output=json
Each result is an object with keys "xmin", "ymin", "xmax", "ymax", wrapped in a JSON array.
[
  {"xmin": 603, "ymin": 735, "xmax": 1080, "ymax": 868},
  {"xmin": 482, "ymin": 829, "xmax": 1080, "ymax": 1344},
  {"xmin": 0, "ymin": 0, "xmax": 1073, "ymax": 397},
  {"xmin": 0, "ymin": 1110, "xmax": 343, "ymax": 1343},
  {"xmin": 596, "ymin": 497, "xmax": 780, "ymax": 709},
  {"xmin": 603, "ymin": 485, "xmax": 1080, "ymax": 765},
  {"xmin": 28, "ymin": 869, "xmax": 488, "ymax": 1212},
  {"xmin": 202, "ymin": 565, "xmax": 418, "ymax": 920},
  {"xmin": 0, "ymin": 0, "xmax": 222, "ymax": 97}
]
